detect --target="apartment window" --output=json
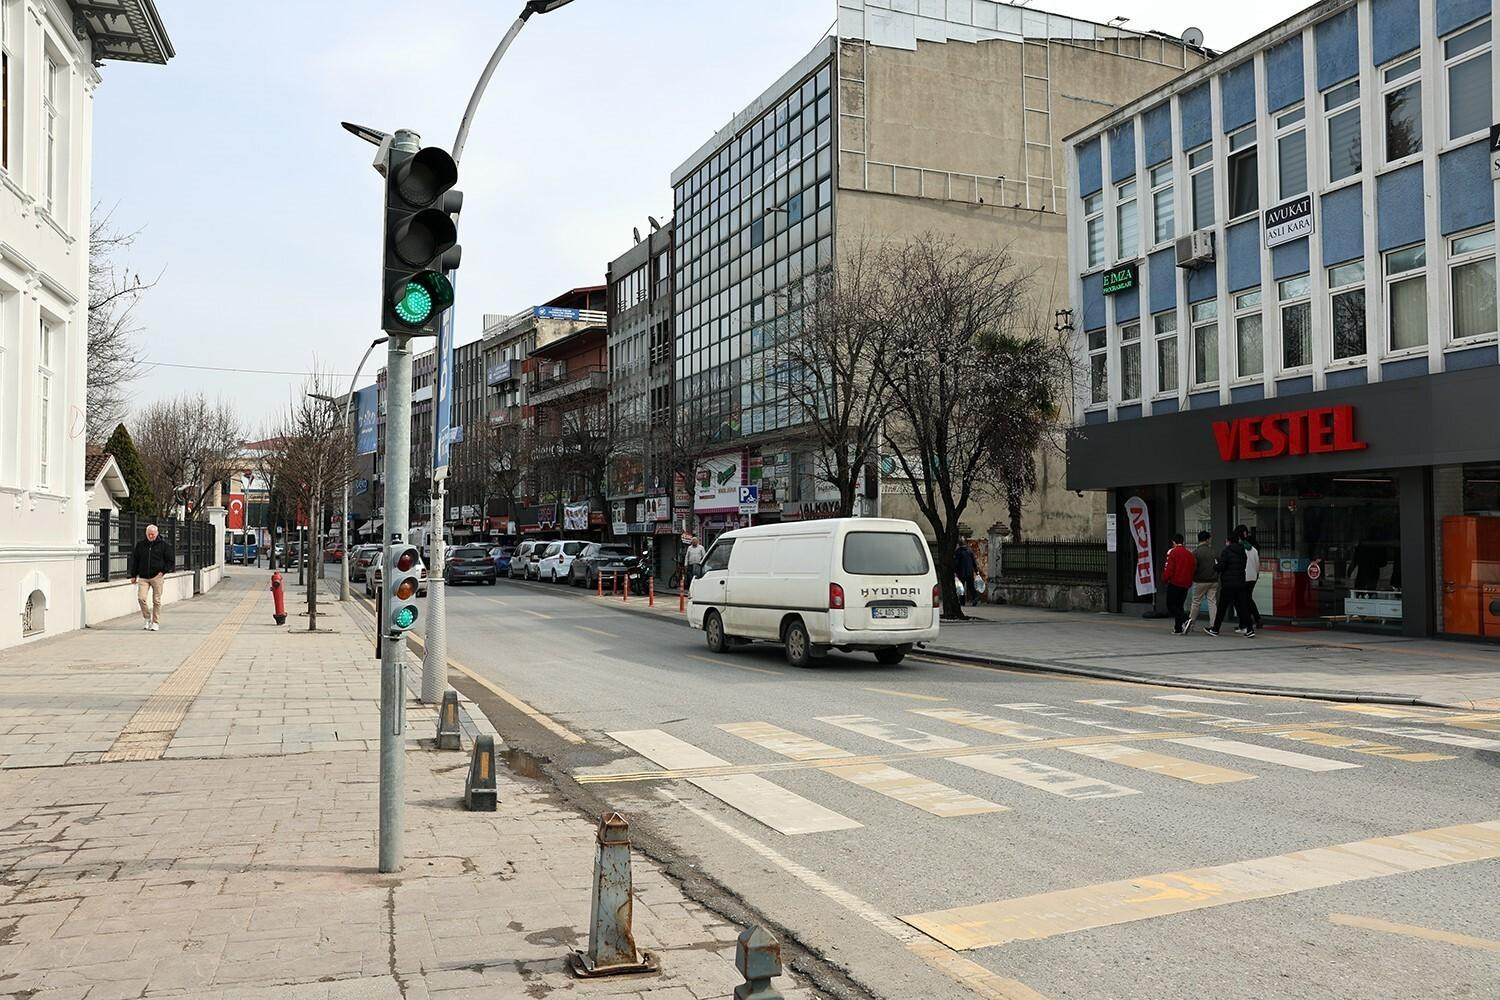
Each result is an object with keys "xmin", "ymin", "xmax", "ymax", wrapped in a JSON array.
[
  {"xmin": 1116, "ymin": 179, "xmax": 1138, "ymax": 260},
  {"xmin": 1275, "ymin": 106, "xmax": 1308, "ymax": 200},
  {"xmin": 1329, "ymin": 261, "xmax": 1367, "ymax": 360},
  {"xmin": 1227, "ymin": 126, "xmax": 1259, "ymax": 219},
  {"xmin": 1191, "ymin": 300, "xmax": 1219, "ymax": 387},
  {"xmin": 1119, "ymin": 323, "xmax": 1141, "ymax": 401},
  {"xmin": 1278, "ymin": 275, "xmax": 1313, "ymax": 370},
  {"xmin": 1084, "ymin": 192, "xmax": 1104, "ymax": 269},
  {"xmin": 1382, "ymin": 56, "xmax": 1422, "ymax": 162},
  {"xmin": 42, "ymin": 57, "xmax": 59, "ymax": 215},
  {"xmin": 1450, "ymin": 227, "xmax": 1497, "ymax": 341},
  {"xmin": 1188, "ymin": 144, "xmax": 1215, "ymax": 230},
  {"xmin": 1234, "ymin": 290, "xmax": 1264, "ymax": 378},
  {"xmin": 1324, "ymin": 81, "xmax": 1362, "ymax": 183},
  {"xmin": 1385, "ymin": 244, "xmax": 1428, "ymax": 350},
  {"xmin": 1, "ymin": 0, "xmax": 11, "ymax": 172},
  {"xmin": 1149, "ymin": 162, "xmax": 1174, "ymax": 245},
  {"xmin": 1087, "ymin": 328, "xmax": 1107, "ymax": 404},
  {"xmin": 37, "ymin": 320, "xmax": 52, "ymax": 488},
  {"xmin": 1154, "ymin": 312, "xmax": 1179, "ymax": 394},
  {"xmin": 1445, "ymin": 20, "xmax": 1492, "ymax": 141}
]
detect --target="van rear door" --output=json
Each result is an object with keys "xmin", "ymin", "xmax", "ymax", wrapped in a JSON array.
[{"xmin": 839, "ymin": 530, "xmax": 935, "ymax": 631}]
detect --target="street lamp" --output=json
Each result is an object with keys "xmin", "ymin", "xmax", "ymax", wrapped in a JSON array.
[{"xmin": 313, "ymin": 334, "xmax": 385, "ymax": 601}]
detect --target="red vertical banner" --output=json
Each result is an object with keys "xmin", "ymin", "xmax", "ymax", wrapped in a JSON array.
[
  {"xmin": 228, "ymin": 494, "xmax": 246, "ymax": 530},
  {"xmin": 1124, "ymin": 495, "xmax": 1156, "ymax": 597}
]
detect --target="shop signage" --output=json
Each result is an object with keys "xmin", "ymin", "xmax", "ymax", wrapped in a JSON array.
[
  {"xmin": 695, "ymin": 452, "xmax": 745, "ymax": 513},
  {"xmin": 564, "ymin": 502, "xmax": 590, "ymax": 531},
  {"xmin": 643, "ymin": 495, "xmax": 670, "ymax": 522},
  {"xmin": 784, "ymin": 499, "xmax": 850, "ymax": 520},
  {"xmin": 1490, "ymin": 124, "xmax": 1500, "ymax": 180},
  {"xmin": 486, "ymin": 361, "xmax": 513, "ymax": 385},
  {"xmin": 1264, "ymin": 195, "xmax": 1313, "ymax": 248},
  {"xmin": 612, "ymin": 520, "xmax": 629, "ymax": 536},
  {"xmin": 1102, "ymin": 262, "xmax": 1137, "ymax": 296},
  {"xmin": 1213, "ymin": 405, "xmax": 1369, "ymax": 462},
  {"xmin": 1105, "ymin": 513, "xmax": 1117, "ymax": 553},
  {"xmin": 534, "ymin": 306, "xmax": 582, "ymax": 321},
  {"xmin": 1123, "ymin": 496, "xmax": 1156, "ymax": 596}
]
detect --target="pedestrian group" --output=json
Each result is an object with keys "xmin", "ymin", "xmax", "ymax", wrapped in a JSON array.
[{"xmin": 1163, "ymin": 525, "xmax": 1261, "ymax": 637}]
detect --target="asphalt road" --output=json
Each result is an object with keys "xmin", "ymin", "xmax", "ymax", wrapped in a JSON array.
[{"xmin": 424, "ymin": 574, "xmax": 1500, "ymax": 1000}]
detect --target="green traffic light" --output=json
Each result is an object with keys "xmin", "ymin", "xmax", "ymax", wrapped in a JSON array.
[
  {"xmin": 395, "ymin": 282, "xmax": 434, "ymax": 326},
  {"xmin": 393, "ymin": 607, "xmax": 417, "ymax": 630}
]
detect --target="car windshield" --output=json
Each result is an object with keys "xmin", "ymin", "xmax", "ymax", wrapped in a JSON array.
[{"xmin": 842, "ymin": 532, "xmax": 930, "ymax": 575}]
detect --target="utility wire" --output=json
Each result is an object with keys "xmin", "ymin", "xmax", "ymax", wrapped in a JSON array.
[{"xmin": 141, "ymin": 360, "xmax": 359, "ymax": 378}]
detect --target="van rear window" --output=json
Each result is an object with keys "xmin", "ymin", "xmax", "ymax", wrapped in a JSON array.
[{"xmin": 842, "ymin": 532, "xmax": 930, "ymax": 575}]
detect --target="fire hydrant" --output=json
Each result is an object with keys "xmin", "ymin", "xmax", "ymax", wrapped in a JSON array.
[{"xmin": 270, "ymin": 571, "xmax": 287, "ymax": 625}]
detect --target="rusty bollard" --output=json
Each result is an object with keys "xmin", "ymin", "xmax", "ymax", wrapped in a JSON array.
[
  {"xmin": 436, "ymin": 690, "xmax": 462, "ymax": 750},
  {"xmin": 567, "ymin": 812, "xmax": 659, "ymax": 977},
  {"xmin": 735, "ymin": 926, "xmax": 784, "ymax": 1000}
]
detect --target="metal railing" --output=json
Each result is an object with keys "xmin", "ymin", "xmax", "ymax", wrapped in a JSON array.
[
  {"xmin": 997, "ymin": 538, "xmax": 1108, "ymax": 582},
  {"xmin": 87, "ymin": 511, "xmax": 216, "ymax": 584},
  {"xmin": 529, "ymin": 365, "xmax": 608, "ymax": 400}
]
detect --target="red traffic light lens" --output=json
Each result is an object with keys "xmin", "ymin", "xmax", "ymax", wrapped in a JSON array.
[{"xmin": 396, "ymin": 550, "xmax": 417, "ymax": 572}]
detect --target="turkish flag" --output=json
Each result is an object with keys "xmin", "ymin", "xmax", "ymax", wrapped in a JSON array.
[{"xmin": 228, "ymin": 494, "xmax": 246, "ymax": 530}]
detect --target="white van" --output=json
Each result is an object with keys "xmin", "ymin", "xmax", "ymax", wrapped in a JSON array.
[{"xmin": 688, "ymin": 518, "xmax": 938, "ymax": 666}]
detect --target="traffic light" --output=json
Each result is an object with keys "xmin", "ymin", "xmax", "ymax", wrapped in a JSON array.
[
  {"xmin": 382, "ymin": 145, "xmax": 462, "ymax": 335},
  {"xmin": 387, "ymin": 543, "xmax": 423, "ymax": 634}
]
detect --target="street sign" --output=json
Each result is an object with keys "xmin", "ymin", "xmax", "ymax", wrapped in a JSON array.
[
  {"xmin": 1307, "ymin": 559, "xmax": 1323, "ymax": 582},
  {"xmin": 738, "ymin": 485, "xmax": 759, "ymax": 515},
  {"xmin": 1490, "ymin": 124, "xmax": 1500, "ymax": 179}
]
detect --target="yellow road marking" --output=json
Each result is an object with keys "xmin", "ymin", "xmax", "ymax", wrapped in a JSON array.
[
  {"xmin": 719, "ymin": 722, "xmax": 852, "ymax": 761},
  {"xmin": 688, "ymin": 654, "xmax": 784, "ymax": 676},
  {"xmin": 902, "ymin": 819, "xmax": 1500, "ymax": 950},
  {"xmin": 910, "ymin": 708, "xmax": 1063, "ymax": 742},
  {"xmin": 817, "ymin": 714, "xmax": 968, "ymax": 751},
  {"xmin": 1060, "ymin": 743, "xmax": 1256, "ymax": 785},
  {"xmin": 1328, "ymin": 913, "xmax": 1500, "ymax": 954},
  {"xmin": 576, "ymin": 625, "xmax": 618, "ymax": 638},
  {"xmin": 1274, "ymin": 729, "xmax": 1454, "ymax": 763},
  {"xmin": 1329, "ymin": 704, "xmax": 1461, "ymax": 721},
  {"xmin": 864, "ymin": 686, "xmax": 948, "ymax": 702},
  {"xmin": 1078, "ymin": 699, "xmax": 1257, "ymax": 728},
  {"xmin": 949, "ymin": 753, "xmax": 1140, "ymax": 800}
]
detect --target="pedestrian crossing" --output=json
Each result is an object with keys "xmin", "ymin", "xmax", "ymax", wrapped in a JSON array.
[{"xmin": 596, "ymin": 696, "xmax": 1489, "ymax": 837}]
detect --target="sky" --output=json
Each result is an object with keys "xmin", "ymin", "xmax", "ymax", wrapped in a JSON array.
[{"xmin": 92, "ymin": 0, "xmax": 1311, "ymax": 433}]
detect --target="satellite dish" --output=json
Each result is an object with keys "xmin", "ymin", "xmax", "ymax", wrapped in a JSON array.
[
  {"xmin": 632, "ymin": 227, "xmax": 642, "ymax": 243},
  {"xmin": 1182, "ymin": 26, "xmax": 1205, "ymax": 48}
]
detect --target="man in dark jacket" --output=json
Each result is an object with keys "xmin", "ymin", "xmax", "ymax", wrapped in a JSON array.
[
  {"xmin": 130, "ymin": 524, "xmax": 175, "ymax": 631},
  {"xmin": 954, "ymin": 543, "xmax": 979, "ymax": 607},
  {"xmin": 1206, "ymin": 525, "xmax": 1256, "ymax": 638}
]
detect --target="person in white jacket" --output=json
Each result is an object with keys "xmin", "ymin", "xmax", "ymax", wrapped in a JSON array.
[{"xmin": 1239, "ymin": 529, "xmax": 1264, "ymax": 633}]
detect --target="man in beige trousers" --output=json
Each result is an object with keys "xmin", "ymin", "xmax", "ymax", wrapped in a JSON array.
[{"xmin": 130, "ymin": 523, "xmax": 175, "ymax": 631}]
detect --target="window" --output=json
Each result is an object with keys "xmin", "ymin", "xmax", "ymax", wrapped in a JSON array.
[
  {"xmin": 1275, "ymin": 106, "xmax": 1307, "ymax": 200},
  {"xmin": 37, "ymin": 320, "xmax": 52, "ymax": 488},
  {"xmin": 702, "ymin": 538, "xmax": 734, "ymax": 572},
  {"xmin": 42, "ymin": 57, "xmax": 59, "ymax": 215},
  {"xmin": 1227, "ymin": 126, "xmax": 1259, "ymax": 219},
  {"xmin": 1324, "ymin": 81, "xmax": 1362, "ymax": 183},
  {"xmin": 1385, "ymin": 244, "xmax": 1428, "ymax": 350},
  {"xmin": 1445, "ymin": 21, "xmax": 1492, "ymax": 141},
  {"xmin": 1154, "ymin": 312, "xmax": 1179, "ymax": 394},
  {"xmin": 1234, "ymin": 290, "xmax": 1264, "ymax": 378},
  {"xmin": 1, "ymin": 0, "xmax": 11, "ymax": 172},
  {"xmin": 1116, "ymin": 179, "xmax": 1138, "ymax": 260},
  {"xmin": 1149, "ymin": 162, "xmax": 1174, "ymax": 245},
  {"xmin": 1191, "ymin": 300, "xmax": 1219, "ymax": 387},
  {"xmin": 1278, "ymin": 275, "xmax": 1312, "ymax": 370},
  {"xmin": 1083, "ymin": 192, "xmax": 1104, "ymax": 269},
  {"xmin": 843, "ymin": 532, "xmax": 930, "ymax": 575},
  {"xmin": 1188, "ymin": 145, "xmax": 1215, "ymax": 230},
  {"xmin": 1087, "ymin": 328, "xmax": 1108, "ymax": 404},
  {"xmin": 1450, "ymin": 228, "xmax": 1497, "ymax": 341},
  {"xmin": 1382, "ymin": 56, "xmax": 1422, "ymax": 162},
  {"xmin": 1330, "ymin": 261, "xmax": 1367, "ymax": 360},
  {"xmin": 1119, "ymin": 323, "xmax": 1141, "ymax": 400}
]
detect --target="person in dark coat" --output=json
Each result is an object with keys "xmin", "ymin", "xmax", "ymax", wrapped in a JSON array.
[
  {"xmin": 130, "ymin": 524, "xmax": 176, "ymax": 631},
  {"xmin": 954, "ymin": 543, "xmax": 979, "ymax": 607},
  {"xmin": 1206, "ymin": 525, "xmax": 1256, "ymax": 637}
]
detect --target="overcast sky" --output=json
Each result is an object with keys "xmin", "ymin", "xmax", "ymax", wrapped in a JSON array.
[{"xmin": 92, "ymin": 0, "xmax": 1309, "ymax": 432}]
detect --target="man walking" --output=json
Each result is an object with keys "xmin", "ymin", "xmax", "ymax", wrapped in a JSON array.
[
  {"xmin": 1240, "ymin": 530, "xmax": 1264, "ymax": 634},
  {"xmin": 1186, "ymin": 530, "xmax": 1219, "ymax": 633},
  {"xmin": 954, "ymin": 542, "xmax": 979, "ymax": 607},
  {"xmin": 130, "ymin": 523, "xmax": 175, "ymax": 631},
  {"xmin": 1206, "ymin": 525, "xmax": 1256, "ymax": 638},
  {"xmin": 1163, "ymin": 533, "xmax": 1196, "ymax": 634}
]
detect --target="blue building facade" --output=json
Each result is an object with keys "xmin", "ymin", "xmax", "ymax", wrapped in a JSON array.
[{"xmin": 1065, "ymin": 0, "xmax": 1500, "ymax": 639}]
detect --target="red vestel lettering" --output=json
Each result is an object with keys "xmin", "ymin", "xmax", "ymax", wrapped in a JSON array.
[
  {"xmin": 1215, "ymin": 406, "xmax": 1369, "ymax": 461},
  {"xmin": 1288, "ymin": 410, "xmax": 1308, "ymax": 455},
  {"xmin": 1307, "ymin": 407, "xmax": 1337, "ymax": 453},
  {"xmin": 1333, "ymin": 405, "xmax": 1369, "ymax": 451},
  {"xmin": 1213, "ymin": 420, "xmax": 1238, "ymax": 461},
  {"xmin": 1260, "ymin": 414, "xmax": 1288, "ymax": 458}
]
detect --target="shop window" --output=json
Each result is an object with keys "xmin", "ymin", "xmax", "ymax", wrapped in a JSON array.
[
  {"xmin": 1445, "ymin": 20, "xmax": 1491, "ymax": 142},
  {"xmin": 1382, "ymin": 56, "xmax": 1422, "ymax": 163},
  {"xmin": 1188, "ymin": 144, "xmax": 1215, "ymax": 230},
  {"xmin": 1449, "ymin": 227, "xmax": 1497, "ymax": 342},
  {"xmin": 1116, "ymin": 179, "xmax": 1138, "ymax": 260},
  {"xmin": 1329, "ymin": 261, "xmax": 1368, "ymax": 361},
  {"xmin": 1278, "ymin": 275, "xmax": 1312, "ymax": 371},
  {"xmin": 1087, "ymin": 328, "xmax": 1108, "ymax": 405},
  {"xmin": 1154, "ymin": 311, "xmax": 1179, "ymax": 394},
  {"xmin": 1324, "ymin": 81, "xmax": 1362, "ymax": 184},
  {"xmin": 1234, "ymin": 290, "xmax": 1264, "ymax": 378},
  {"xmin": 1119, "ymin": 323, "xmax": 1141, "ymax": 401},
  {"xmin": 1275, "ymin": 106, "xmax": 1307, "ymax": 200},
  {"xmin": 1084, "ymin": 192, "xmax": 1104, "ymax": 269},
  {"xmin": 1191, "ymin": 300, "xmax": 1219, "ymax": 387},
  {"xmin": 1150, "ymin": 161, "xmax": 1174, "ymax": 246},
  {"xmin": 1385, "ymin": 244, "xmax": 1428, "ymax": 351},
  {"xmin": 1227, "ymin": 126, "xmax": 1258, "ymax": 219}
]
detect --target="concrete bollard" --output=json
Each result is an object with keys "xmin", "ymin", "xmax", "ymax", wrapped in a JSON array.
[
  {"xmin": 734, "ymin": 926, "xmax": 784, "ymax": 1000},
  {"xmin": 464, "ymin": 735, "xmax": 497, "ymax": 811},
  {"xmin": 436, "ymin": 689, "xmax": 462, "ymax": 750},
  {"xmin": 566, "ymin": 812, "xmax": 659, "ymax": 978}
]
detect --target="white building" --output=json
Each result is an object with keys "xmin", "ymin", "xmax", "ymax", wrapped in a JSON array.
[{"xmin": 0, "ymin": 0, "xmax": 172, "ymax": 647}]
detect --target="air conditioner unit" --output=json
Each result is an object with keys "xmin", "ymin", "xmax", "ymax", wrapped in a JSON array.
[{"xmin": 1176, "ymin": 230, "xmax": 1216, "ymax": 269}]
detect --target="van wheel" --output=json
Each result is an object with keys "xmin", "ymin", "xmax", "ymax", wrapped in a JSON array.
[
  {"xmin": 784, "ymin": 619, "xmax": 814, "ymax": 668},
  {"xmin": 875, "ymin": 645, "xmax": 911, "ymax": 666},
  {"xmin": 704, "ymin": 611, "xmax": 729, "ymax": 654}
]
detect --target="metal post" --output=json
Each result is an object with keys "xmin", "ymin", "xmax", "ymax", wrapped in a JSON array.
[
  {"xmin": 380, "ymin": 325, "xmax": 415, "ymax": 873},
  {"xmin": 422, "ymin": 478, "xmax": 448, "ymax": 704}
]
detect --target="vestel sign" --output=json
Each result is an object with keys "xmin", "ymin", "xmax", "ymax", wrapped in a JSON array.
[{"xmin": 1213, "ymin": 405, "xmax": 1368, "ymax": 462}]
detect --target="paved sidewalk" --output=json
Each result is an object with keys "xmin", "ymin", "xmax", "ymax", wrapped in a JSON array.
[{"xmin": 0, "ymin": 569, "xmax": 822, "ymax": 1000}]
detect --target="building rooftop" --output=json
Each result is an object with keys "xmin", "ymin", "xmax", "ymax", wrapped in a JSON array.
[{"xmin": 75, "ymin": 0, "xmax": 175, "ymax": 65}]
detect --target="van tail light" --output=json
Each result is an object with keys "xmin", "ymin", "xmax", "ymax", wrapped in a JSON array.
[
  {"xmin": 932, "ymin": 584, "xmax": 940, "ymax": 608},
  {"xmin": 829, "ymin": 583, "xmax": 845, "ymax": 610}
]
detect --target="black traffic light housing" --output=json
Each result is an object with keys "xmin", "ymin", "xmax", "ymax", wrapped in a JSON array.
[{"xmin": 382, "ymin": 146, "xmax": 463, "ymax": 335}]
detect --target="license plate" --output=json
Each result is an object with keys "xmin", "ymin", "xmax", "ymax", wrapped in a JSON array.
[{"xmin": 871, "ymin": 607, "xmax": 909, "ymax": 620}]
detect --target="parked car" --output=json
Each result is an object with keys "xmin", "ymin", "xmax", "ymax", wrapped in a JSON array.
[
  {"xmin": 323, "ymin": 542, "xmax": 344, "ymax": 563},
  {"xmin": 348, "ymin": 544, "xmax": 381, "ymax": 582},
  {"xmin": 570, "ymin": 543, "xmax": 636, "ymax": 588},
  {"xmin": 688, "ymin": 518, "xmax": 938, "ymax": 667},
  {"xmin": 489, "ymin": 546, "xmax": 514, "ymax": 576},
  {"xmin": 535, "ymin": 540, "xmax": 586, "ymax": 582},
  {"xmin": 508, "ymin": 540, "xmax": 540, "ymax": 580},
  {"xmin": 365, "ymin": 551, "xmax": 428, "ymax": 599},
  {"xmin": 446, "ymin": 545, "xmax": 497, "ymax": 585}
]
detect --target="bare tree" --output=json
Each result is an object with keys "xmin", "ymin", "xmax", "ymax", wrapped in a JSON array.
[
  {"xmin": 473, "ymin": 419, "xmax": 532, "ymax": 520},
  {"xmin": 661, "ymin": 402, "xmax": 735, "ymax": 537},
  {"xmin": 87, "ymin": 209, "xmax": 159, "ymax": 444},
  {"xmin": 769, "ymin": 250, "xmax": 888, "ymax": 516},
  {"xmin": 556, "ymin": 397, "xmax": 615, "ymax": 524},
  {"xmin": 874, "ymin": 235, "xmax": 1069, "ymax": 619},
  {"xmin": 134, "ymin": 394, "xmax": 243, "ymax": 521}
]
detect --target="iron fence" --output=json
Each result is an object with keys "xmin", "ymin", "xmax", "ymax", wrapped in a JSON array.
[
  {"xmin": 86, "ymin": 511, "xmax": 216, "ymax": 584},
  {"xmin": 997, "ymin": 538, "xmax": 1108, "ymax": 582}
]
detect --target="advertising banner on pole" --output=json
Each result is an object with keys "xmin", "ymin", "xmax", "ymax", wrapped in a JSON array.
[
  {"xmin": 1123, "ymin": 495, "xmax": 1156, "ymax": 596},
  {"xmin": 694, "ymin": 452, "xmax": 745, "ymax": 513},
  {"xmin": 355, "ymin": 386, "xmax": 379, "ymax": 456},
  {"xmin": 433, "ymin": 309, "xmax": 455, "ymax": 480}
]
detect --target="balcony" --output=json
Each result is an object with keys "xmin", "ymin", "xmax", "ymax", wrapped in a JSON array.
[{"xmin": 528, "ymin": 365, "xmax": 608, "ymax": 405}]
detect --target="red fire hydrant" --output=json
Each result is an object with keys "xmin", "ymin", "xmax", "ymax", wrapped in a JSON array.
[{"xmin": 270, "ymin": 572, "xmax": 287, "ymax": 625}]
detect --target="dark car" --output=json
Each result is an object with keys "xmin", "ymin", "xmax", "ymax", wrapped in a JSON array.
[
  {"xmin": 570, "ymin": 543, "xmax": 637, "ymax": 588},
  {"xmin": 446, "ymin": 545, "xmax": 497, "ymax": 586},
  {"xmin": 489, "ymin": 546, "xmax": 513, "ymax": 576}
]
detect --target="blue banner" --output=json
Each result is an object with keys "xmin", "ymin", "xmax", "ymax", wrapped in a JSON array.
[
  {"xmin": 434, "ymin": 306, "xmax": 455, "ymax": 477},
  {"xmin": 355, "ymin": 386, "xmax": 378, "ymax": 455}
]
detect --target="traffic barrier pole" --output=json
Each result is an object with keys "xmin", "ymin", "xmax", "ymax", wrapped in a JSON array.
[
  {"xmin": 622, "ymin": 572, "xmax": 629, "ymax": 603},
  {"xmin": 648, "ymin": 574, "xmax": 655, "ymax": 607},
  {"xmin": 597, "ymin": 571, "xmax": 603, "ymax": 598},
  {"xmin": 678, "ymin": 584, "xmax": 686, "ymax": 614}
]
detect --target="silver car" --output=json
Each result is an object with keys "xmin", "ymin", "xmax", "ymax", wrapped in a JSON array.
[{"xmin": 364, "ymin": 551, "xmax": 429, "ymax": 599}]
